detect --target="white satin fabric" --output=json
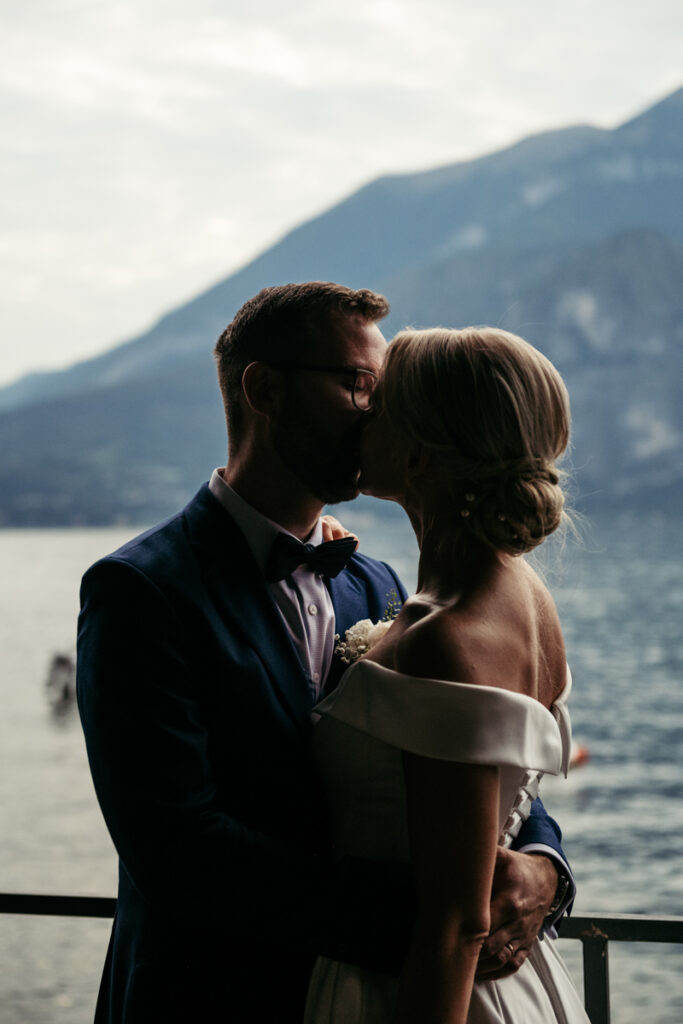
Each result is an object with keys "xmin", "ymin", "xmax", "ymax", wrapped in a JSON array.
[{"xmin": 304, "ymin": 662, "xmax": 588, "ymax": 1024}]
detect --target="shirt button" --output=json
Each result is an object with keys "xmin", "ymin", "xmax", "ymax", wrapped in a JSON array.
[
  {"xmin": 312, "ymin": 672, "xmax": 320, "ymax": 683},
  {"xmin": 308, "ymin": 603, "xmax": 318, "ymax": 616}
]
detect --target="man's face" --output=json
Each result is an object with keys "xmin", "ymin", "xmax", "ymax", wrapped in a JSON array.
[{"xmin": 270, "ymin": 315, "xmax": 387, "ymax": 504}]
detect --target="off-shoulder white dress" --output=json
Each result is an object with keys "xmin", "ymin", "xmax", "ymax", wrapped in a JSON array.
[{"xmin": 304, "ymin": 661, "xmax": 589, "ymax": 1024}]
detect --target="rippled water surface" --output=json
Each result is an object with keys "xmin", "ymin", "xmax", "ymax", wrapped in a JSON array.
[{"xmin": 1, "ymin": 510, "xmax": 682, "ymax": 1022}]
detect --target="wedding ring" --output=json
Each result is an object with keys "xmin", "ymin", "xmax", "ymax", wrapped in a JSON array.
[{"xmin": 505, "ymin": 942, "xmax": 516, "ymax": 954}]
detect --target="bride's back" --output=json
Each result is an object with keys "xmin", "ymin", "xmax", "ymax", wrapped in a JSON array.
[{"xmin": 369, "ymin": 557, "xmax": 566, "ymax": 711}]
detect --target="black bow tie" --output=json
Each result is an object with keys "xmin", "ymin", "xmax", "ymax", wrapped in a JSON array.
[{"xmin": 265, "ymin": 533, "xmax": 357, "ymax": 582}]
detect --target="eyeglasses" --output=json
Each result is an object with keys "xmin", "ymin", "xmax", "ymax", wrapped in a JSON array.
[{"xmin": 267, "ymin": 362, "xmax": 378, "ymax": 411}]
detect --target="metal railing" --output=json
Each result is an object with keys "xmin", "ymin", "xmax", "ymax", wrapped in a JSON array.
[
  {"xmin": 1, "ymin": 893, "xmax": 682, "ymax": 1024},
  {"xmin": 0, "ymin": 892, "xmax": 115, "ymax": 918},
  {"xmin": 558, "ymin": 912, "xmax": 683, "ymax": 1024}
]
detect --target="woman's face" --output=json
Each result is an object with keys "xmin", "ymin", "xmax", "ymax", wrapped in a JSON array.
[{"xmin": 358, "ymin": 403, "xmax": 408, "ymax": 502}]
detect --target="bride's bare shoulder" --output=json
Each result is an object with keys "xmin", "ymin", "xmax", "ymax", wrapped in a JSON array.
[
  {"xmin": 394, "ymin": 563, "xmax": 565, "ymax": 700},
  {"xmin": 393, "ymin": 602, "xmax": 491, "ymax": 686}
]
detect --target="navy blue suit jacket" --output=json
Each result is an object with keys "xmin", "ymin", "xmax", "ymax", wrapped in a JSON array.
[{"xmin": 77, "ymin": 484, "xmax": 566, "ymax": 1023}]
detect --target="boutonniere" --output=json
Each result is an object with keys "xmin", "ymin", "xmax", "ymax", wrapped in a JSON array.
[{"xmin": 335, "ymin": 589, "xmax": 402, "ymax": 665}]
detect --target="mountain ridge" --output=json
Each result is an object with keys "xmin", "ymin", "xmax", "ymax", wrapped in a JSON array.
[
  {"xmin": 3, "ymin": 86, "xmax": 682, "ymax": 414},
  {"xmin": 1, "ymin": 85, "xmax": 681, "ymax": 524}
]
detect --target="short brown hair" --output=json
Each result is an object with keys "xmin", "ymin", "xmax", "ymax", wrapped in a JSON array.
[{"xmin": 214, "ymin": 281, "xmax": 389, "ymax": 446}]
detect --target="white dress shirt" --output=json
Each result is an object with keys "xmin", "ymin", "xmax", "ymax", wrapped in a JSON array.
[{"xmin": 209, "ymin": 468, "xmax": 335, "ymax": 699}]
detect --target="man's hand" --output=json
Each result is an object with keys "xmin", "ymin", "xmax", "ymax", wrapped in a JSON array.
[{"xmin": 476, "ymin": 848, "xmax": 557, "ymax": 980}]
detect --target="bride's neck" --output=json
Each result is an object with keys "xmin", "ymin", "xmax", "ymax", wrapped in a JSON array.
[{"xmin": 408, "ymin": 506, "xmax": 503, "ymax": 601}]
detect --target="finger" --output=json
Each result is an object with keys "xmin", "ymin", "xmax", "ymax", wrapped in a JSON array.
[
  {"xmin": 320, "ymin": 515, "xmax": 358, "ymax": 543},
  {"xmin": 476, "ymin": 945, "xmax": 530, "ymax": 980},
  {"xmin": 478, "ymin": 930, "xmax": 525, "ymax": 967},
  {"xmin": 477, "ymin": 945, "xmax": 513, "ymax": 972},
  {"xmin": 482, "ymin": 902, "xmax": 546, "ymax": 961},
  {"xmin": 320, "ymin": 515, "xmax": 339, "ymax": 541},
  {"xmin": 479, "ymin": 922, "xmax": 516, "ymax": 961}
]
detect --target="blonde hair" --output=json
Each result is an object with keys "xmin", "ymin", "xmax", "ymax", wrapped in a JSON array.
[{"xmin": 379, "ymin": 327, "xmax": 571, "ymax": 554}]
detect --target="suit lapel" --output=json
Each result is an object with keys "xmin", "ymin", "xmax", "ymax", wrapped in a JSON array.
[
  {"xmin": 328, "ymin": 569, "xmax": 372, "ymax": 637},
  {"xmin": 325, "ymin": 568, "xmax": 374, "ymax": 695},
  {"xmin": 184, "ymin": 485, "xmax": 314, "ymax": 725}
]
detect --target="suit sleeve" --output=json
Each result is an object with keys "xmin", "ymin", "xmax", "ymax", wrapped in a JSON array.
[
  {"xmin": 513, "ymin": 797, "xmax": 575, "ymax": 924},
  {"xmin": 513, "ymin": 795, "xmax": 563, "ymax": 852},
  {"xmin": 77, "ymin": 558, "xmax": 413, "ymax": 962}
]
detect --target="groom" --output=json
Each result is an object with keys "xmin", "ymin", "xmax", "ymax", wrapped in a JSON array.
[{"xmin": 77, "ymin": 281, "xmax": 573, "ymax": 1024}]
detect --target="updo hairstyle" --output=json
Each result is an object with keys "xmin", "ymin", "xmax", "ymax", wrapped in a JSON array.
[{"xmin": 378, "ymin": 327, "xmax": 570, "ymax": 554}]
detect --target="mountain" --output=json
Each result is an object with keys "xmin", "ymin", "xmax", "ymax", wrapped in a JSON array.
[{"xmin": 1, "ymin": 87, "xmax": 682, "ymax": 524}]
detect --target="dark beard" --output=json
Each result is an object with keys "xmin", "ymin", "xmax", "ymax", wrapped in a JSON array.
[{"xmin": 272, "ymin": 419, "xmax": 363, "ymax": 505}]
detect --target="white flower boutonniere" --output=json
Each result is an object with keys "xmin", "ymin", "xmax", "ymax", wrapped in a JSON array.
[
  {"xmin": 335, "ymin": 618, "xmax": 393, "ymax": 664},
  {"xmin": 335, "ymin": 589, "xmax": 402, "ymax": 664}
]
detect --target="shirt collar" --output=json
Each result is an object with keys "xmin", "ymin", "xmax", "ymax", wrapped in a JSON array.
[{"xmin": 208, "ymin": 468, "xmax": 324, "ymax": 576}]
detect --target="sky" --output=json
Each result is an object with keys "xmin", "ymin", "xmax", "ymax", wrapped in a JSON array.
[{"xmin": 1, "ymin": 0, "xmax": 681, "ymax": 387}]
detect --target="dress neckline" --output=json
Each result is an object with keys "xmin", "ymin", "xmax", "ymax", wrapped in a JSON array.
[
  {"xmin": 348, "ymin": 658, "xmax": 572, "ymax": 710},
  {"xmin": 316, "ymin": 660, "xmax": 571, "ymax": 776}
]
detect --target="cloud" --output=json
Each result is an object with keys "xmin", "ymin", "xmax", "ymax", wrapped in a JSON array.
[{"xmin": 1, "ymin": 0, "xmax": 682, "ymax": 384}]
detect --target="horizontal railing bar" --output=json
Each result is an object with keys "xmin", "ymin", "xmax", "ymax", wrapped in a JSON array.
[
  {"xmin": 4, "ymin": 897, "xmax": 680, "ymax": 1024},
  {"xmin": 1, "ymin": 895, "xmax": 683, "ymax": 947},
  {"xmin": 560, "ymin": 912, "xmax": 683, "ymax": 944},
  {"xmin": 0, "ymin": 893, "xmax": 116, "ymax": 918}
]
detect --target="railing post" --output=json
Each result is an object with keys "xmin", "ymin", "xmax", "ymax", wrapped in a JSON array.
[{"xmin": 581, "ymin": 925, "xmax": 610, "ymax": 1024}]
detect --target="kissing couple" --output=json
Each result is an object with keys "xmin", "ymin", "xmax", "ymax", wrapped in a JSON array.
[{"xmin": 77, "ymin": 282, "xmax": 589, "ymax": 1023}]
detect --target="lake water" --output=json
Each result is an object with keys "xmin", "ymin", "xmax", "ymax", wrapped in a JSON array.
[{"xmin": 1, "ymin": 508, "xmax": 682, "ymax": 1022}]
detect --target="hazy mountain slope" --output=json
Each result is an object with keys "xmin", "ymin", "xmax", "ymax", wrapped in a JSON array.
[
  {"xmin": 0, "ymin": 359, "xmax": 225, "ymax": 525},
  {"xmin": 1, "ymin": 86, "xmax": 681, "ymax": 414},
  {"xmin": 2, "ymin": 226, "xmax": 680, "ymax": 525},
  {"xmin": 0, "ymin": 87, "xmax": 681, "ymax": 524}
]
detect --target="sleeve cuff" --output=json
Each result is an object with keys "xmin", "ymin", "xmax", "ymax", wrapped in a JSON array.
[{"xmin": 517, "ymin": 843, "xmax": 576, "ymax": 938}]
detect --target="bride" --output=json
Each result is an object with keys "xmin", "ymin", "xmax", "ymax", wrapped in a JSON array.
[{"xmin": 305, "ymin": 328, "xmax": 589, "ymax": 1023}]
